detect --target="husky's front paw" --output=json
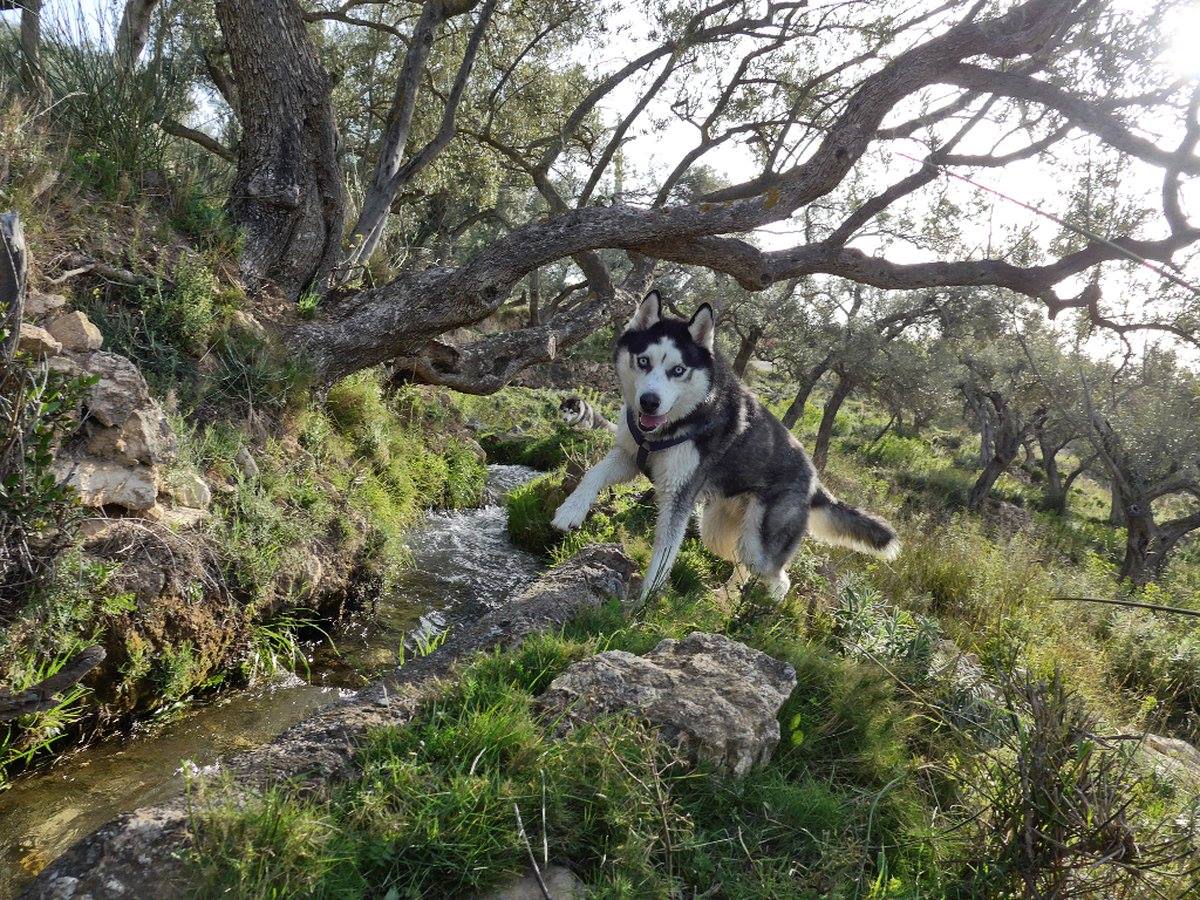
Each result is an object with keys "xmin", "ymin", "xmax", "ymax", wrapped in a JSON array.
[{"xmin": 551, "ymin": 498, "xmax": 588, "ymax": 531}]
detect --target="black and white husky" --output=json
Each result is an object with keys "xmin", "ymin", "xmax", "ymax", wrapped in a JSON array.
[
  {"xmin": 552, "ymin": 290, "xmax": 900, "ymax": 603},
  {"xmin": 559, "ymin": 396, "xmax": 617, "ymax": 433}
]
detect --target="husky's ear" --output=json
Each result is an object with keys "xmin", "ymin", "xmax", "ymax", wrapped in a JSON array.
[
  {"xmin": 688, "ymin": 303, "xmax": 715, "ymax": 351},
  {"xmin": 626, "ymin": 290, "xmax": 662, "ymax": 331}
]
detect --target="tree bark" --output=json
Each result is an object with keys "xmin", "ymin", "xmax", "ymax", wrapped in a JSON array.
[
  {"xmin": 731, "ymin": 324, "xmax": 763, "ymax": 377},
  {"xmin": 781, "ymin": 355, "xmax": 832, "ymax": 428},
  {"xmin": 1, "ymin": 212, "xmax": 27, "ymax": 361},
  {"xmin": 967, "ymin": 450, "xmax": 1017, "ymax": 511},
  {"xmin": 116, "ymin": 0, "xmax": 162, "ymax": 71},
  {"xmin": 1118, "ymin": 499, "xmax": 1157, "ymax": 586},
  {"xmin": 1038, "ymin": 432, "xmax": 1066, "ymax": 514},
  {"xmin": 812, "ymin": 374, "xmax": 854, "ymax": 471},
  {"xmin": 526, "ymin": 269, "xmax": 540, "ymax": 326},
  {"xmin": 1109, "ymin": 481, "xmax": 1124, "ymax": 526},
  {"xmin": 216, "ymin": 0, "xmax": 345, "ymax": 300},
  {"xmin": 20, "ymin": 0, "xmax": 41, "ymax": 94}
]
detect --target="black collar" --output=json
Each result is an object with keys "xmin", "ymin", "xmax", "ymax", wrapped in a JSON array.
[{"xmin": 626, "ymin": 407, "xmax": 717, "ymax": 476}]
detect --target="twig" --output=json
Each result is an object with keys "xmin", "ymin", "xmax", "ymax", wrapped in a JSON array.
[
  {"xmin": 0, "ymin": 646, "xmax": 106, "ymax": 721},
  {"xmin": 1054, "ymin": 595, "xmax": 1200, "ymax": 618},
  {"xmin": 513, "ymin": 802, "xmax": 553, "ymax": 900}
]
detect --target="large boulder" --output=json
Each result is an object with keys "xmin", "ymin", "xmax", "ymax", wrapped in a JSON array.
[{"xmin": 540, "ymin": 631, "xmax": 796, "ymax": 776}]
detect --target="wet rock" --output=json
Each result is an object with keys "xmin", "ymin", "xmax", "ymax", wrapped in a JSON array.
[
  {"xmin": 17, "ymin": 323, "xmax": 61, "ymax": 356},
  {"xmin": 48, "ymin": 311, "xmax": 103, "ymax": 352},
  {"xmin": 55, "ymin": 456, "xmax": 158, "ymax": 511},
  {"xmin": 78, "ymin": 352, "xmax": 153, "ymax": 427},
  {"xmin": 479, "ymin": 865, "xmax": 584, "ymax": 900},
  {"xmin": 24, "ymin": 290, "xmax": 68, "ymax": 321},
  {"xmin": 164, "ymin": 471, "xmax": 211, "ymax": 509},
  {"xmin": 85, "ymin": 407, "xmax": 177, "ymax": 466},
  {"xmin": 540, "ymin": 631, "xmax": 796, "ymax": 776}
]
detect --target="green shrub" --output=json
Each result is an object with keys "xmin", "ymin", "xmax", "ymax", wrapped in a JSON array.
[{"xmin": 0, "ymin": 326, "xmax": 90, "ymax": 612}]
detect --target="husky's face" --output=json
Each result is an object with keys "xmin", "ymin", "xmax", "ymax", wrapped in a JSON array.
[
  {"xmin": 559, "ymin": 396, "xmax": 584, "ymax": 424},
  {"xmin": 615, "ymin": 290, "xmax": 715, "ymax": 434}
]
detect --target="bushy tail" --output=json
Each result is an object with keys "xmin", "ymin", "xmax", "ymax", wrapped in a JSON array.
[{"xmin": 808, "ymin": 487, "xmax": 900, "ymax": 560}]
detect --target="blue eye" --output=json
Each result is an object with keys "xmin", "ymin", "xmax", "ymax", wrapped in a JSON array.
[
  {"xmin": 670, "ymin": 365, "xmax": 686, "ymax": 377},
  {"xmin": 636, "ymin": 356, "xmax": 650, "ymax": 370}
]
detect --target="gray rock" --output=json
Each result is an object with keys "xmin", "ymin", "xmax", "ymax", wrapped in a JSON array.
[
  {"xmin": 164, "ymin": 470, "xmax": 211, "ymax": 509},
  {"xmin": 540, "ymin": 631, "xmax": 796, "ymax": 776},
  {"xmin": 77, "ymin": 352, "xmax": 153, "ymax": 427},
  {"xmin": 24, "ymin": 291, "xmax": 68, "ymax": 321},
  {"xmin": 48, "ymin": 310, "xmax": 103, "ymax": 352},
  {"xmin": 1140, "ymin": 733, "xmax": 1200, "ymax": 787},
  {"xmin": 479, "ymin": 865, "xmax": 584, "ymax": 900},
  {"xmin": 17, "ymin": 323, "xmax": 61, "ymax": 356},
  {"xmin": 55, "ymin": 456, "xmax": 159, "ymax": 511},
  {"xmin": 235, "ymin": 445, "xmax": 260, "ymax": 479},
  {"xmin": 147, "ymin": 504, "xmax": 209, "ymax": 530}
]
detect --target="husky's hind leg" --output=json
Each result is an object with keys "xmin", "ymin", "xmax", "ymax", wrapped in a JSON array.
[{"xmin": 738, "ymin": 491, "xmax": 808, "ymax": 599}]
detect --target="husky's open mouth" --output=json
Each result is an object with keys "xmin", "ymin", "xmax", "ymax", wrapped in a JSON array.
[{"xmin": 638, "ymin": 412, "xmax": 668, "ymax": 432}]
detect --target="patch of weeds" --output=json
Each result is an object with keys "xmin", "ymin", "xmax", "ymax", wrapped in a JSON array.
[{"xmin": 297, "ymin": 291, "xmax": 320, "ymax": 320}]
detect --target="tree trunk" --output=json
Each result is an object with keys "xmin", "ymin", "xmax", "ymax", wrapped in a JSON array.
[
  {"xmin": 340, "ymin": 0, "xmax": 491, "ymax": 278},
  {"xmin": 731, "ymin": 324, "xmax": 763, "ymax": 377},
  {"xmin": 216, "ymin": 0, "xmax": 345, "ymax": 300},
  {"xmin": 1, "ymin": 212, "xmax": 27, "ymax": 361},
  {"xmin": 1038, "ymin": 435, "xmax": 1066, "ymax": 515},
  {"xmin": 1118, "ymin": 502, "xmax": 1157, "ymax": 586},
  {"xmin": 978, "ymin": 406, "xmax": 995, "ymax": 469},
  {"xmin": 526, "ymin": 269, "xmax": 540, "ymax": 326},
  {"xmin": 116, "ymin": 0, "xmax": 162, "ymax": 71},
  {"xmin": 20, "ymin": 0, "xmax": 41, "ymax": 94},
  {"xmin": 967, "ymin": 452, "xmax": 1015, "ymax": 511},
  {"xmin": 1109, "ymin": 482, "xmax": 1124, "ymax": 526},
  {"xmin": 781, "ymin": 355, "xmax": 831, "ymax": 429},
  {"xmin": 812, "ymin": 374, "xmax": 853, "ymax": 471}
]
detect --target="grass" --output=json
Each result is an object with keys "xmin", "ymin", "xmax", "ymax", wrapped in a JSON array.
[
  {"xmin": 189, "ymin": 616, "xmax": 959, "ymax": 898},
  {"xmin": 186, "ymin": 385, "xmax": 1200, "ymax": 898}
]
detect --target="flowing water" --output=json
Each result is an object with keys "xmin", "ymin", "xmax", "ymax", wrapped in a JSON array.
[{"xmin": 0, "ymin": 464, "xmax": 542, "ymax": 897}]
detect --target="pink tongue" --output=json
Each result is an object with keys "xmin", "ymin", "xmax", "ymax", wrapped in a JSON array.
[{"xmin": 639, "ymin": 413, "xmax": 667, "ymax": 430}]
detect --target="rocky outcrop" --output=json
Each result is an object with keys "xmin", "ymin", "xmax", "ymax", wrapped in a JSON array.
[
  {"xmin": 17, "ymin": 323, "xmax": 60, "ymax": 356},
  {"xmin": 20, "ymin": 304, "xmax": 206, "ymax": 522},
  {"xmin": 540, "ymin": 631, "xmax": 796, "ymax": 776},
  {"xmin": 23, "ymin": 546, "xmax": 637, "ymax": 900},
  {"xmin": 24, "ymin": 290, "xmax": 68, "ymax": 321},
  {"xmin": 54, "ymin": 457, "xmax": 159, "ymax": 511},
  {"xmin": 47, "ymin": 311, "xmax": 103, "ymax": 352}
]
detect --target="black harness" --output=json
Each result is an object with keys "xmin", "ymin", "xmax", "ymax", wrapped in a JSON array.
[{"xmin": 625, "ymin": 407, "xmax": 717, "ymax": 477}]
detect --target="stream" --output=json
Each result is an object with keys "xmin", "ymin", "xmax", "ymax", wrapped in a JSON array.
[{"xmin": 0, "ymin": 464, "xmax": 542, "ymax": 898}]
